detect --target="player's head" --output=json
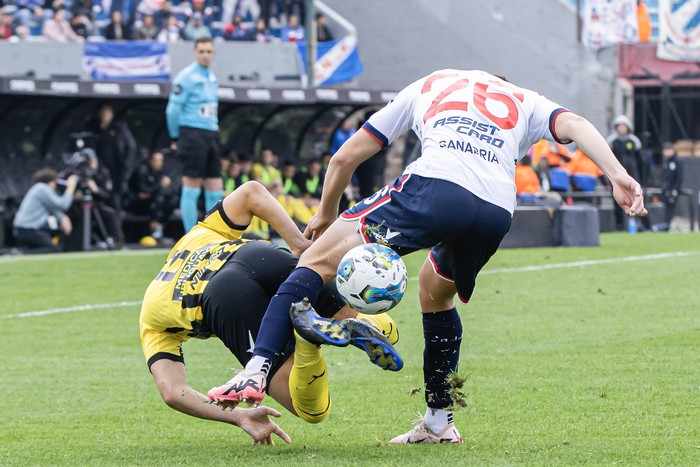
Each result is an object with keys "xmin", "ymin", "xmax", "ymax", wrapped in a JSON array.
[
  {"xmin": 194, "ymin": 37, "xmax": 214, "ymax": 68},
  {"xmin": 97, "ymin": 103, "xmax": 113, "ymax": 125},
  {"xmin": 260, "ymin": 147, "xmax": 275, "ymax": 165},
  {"xmin": 519, "ymin": 155, "xmax": 532, "ymax": 167},
  {"xmin": 149, "ymin": 150, "xmax": 164, "ymax": 171},
  {"xmin": 307, "ymin": 158, "xmax": 322, "ymax": 176},
  {"xmin": 282, "ymin": 160, "xmax": 296, "ymax": 177}
]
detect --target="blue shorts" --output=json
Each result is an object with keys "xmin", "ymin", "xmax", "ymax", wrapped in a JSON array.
[{"xmin": 341, "ymin": 174, "xmax": 512, "ymax": 303}]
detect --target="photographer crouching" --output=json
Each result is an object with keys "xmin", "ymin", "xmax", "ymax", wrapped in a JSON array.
[{"xmin": 12, "ymin": 168, "xmax": 78, "ymax": 253}]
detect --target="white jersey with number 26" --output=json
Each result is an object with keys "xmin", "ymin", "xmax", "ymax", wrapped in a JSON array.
[{"xmin": 362, "ymin": 69, "xmax": 570, "ymax": 214}]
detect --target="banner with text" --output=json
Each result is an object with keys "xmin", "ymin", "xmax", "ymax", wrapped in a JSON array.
[
  {"xmin": 582, "ymin": 0, "xmax": 638, "ymax": 51},
  {"xmin": 657, "ymin": 0, "xmax": 700, "ymax": 61}
]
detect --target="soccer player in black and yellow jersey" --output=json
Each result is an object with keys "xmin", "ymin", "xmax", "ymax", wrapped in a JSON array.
[{"xmin": 140, "ymin": 181, "xmax": 399, "ymax": 444}]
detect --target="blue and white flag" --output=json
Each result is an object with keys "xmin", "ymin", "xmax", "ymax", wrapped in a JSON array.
[
  {"xmin": 297, "ymin": 36, "xmax": 364, "ymax": 86},
  {"xmin": 83, "ymin": 41, "xmax": 171, "ymax": 81},
  {"xmin": 657, "ymin": 0, "xmax": 700, "ymax": 61}
]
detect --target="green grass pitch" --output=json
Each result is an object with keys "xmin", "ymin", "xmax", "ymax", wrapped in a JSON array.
[{"xmin": 1, "ymin": 233, "xmax": 699, "ymax": 465}]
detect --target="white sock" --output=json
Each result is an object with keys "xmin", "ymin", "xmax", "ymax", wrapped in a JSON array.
[
  {"xmin": 246, "ymin": 355, "xmax": 272, "ymax": 376},
  {"xmin": 423, "ymin": 408, "xmax": 453, "ymax": 433}
]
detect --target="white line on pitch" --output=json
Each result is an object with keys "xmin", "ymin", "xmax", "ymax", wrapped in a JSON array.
[
  {"xmin": 3, "ymin": 300, "xmax": 143, "ymax": 319},
  {"xmin": 0, "ymin": 248, "xmax": 167, "ymax": 264},
  {"xmin": 410, "ymin": 251, "xmax": 698, "ymax": 280},
  {"xmin": 6, "ymin": 251, "xmax": 697, "ymax": 318}
]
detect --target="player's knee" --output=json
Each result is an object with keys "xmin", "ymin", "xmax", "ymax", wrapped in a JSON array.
[
  {"xmin": 293, "ymin": 399, "xmax": 331, "ymax": 424},
  {"xmin": 418, "ymin": 281, "xmax": 455, "ymax": 311},
  {"xmin": 239, "ymin": 180, "xmax": 265, "ymax": 197}
]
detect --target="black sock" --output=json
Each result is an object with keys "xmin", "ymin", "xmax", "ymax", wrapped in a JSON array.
[
  {"xmin": 422, "ymin": 308, "xmax": 462, "ymax": 409},
  {"xmin": 253, "ymin": 267, "xmax": 323, "ymax": 360}
]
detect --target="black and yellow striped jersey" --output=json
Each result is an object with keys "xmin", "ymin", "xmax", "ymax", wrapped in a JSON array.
[{"xmin": 139, "ymin": 202, "xmax": 249, "ymax": 366}]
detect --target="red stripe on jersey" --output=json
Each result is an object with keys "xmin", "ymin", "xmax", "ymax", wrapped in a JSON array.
[
  {"xmin": 549, "ymin": 109, "xmax": 572, "ymax": 144},
  {"xmin": 361, "ymin": 126, "xmax": 386, "ymax": 148},
  {"xmin": 428, "ymin": 250, "xmax": 455, "ymax": 282},
  {"xmin": 340, "ymin": 174, "xmax": 410, "ymax": 220},
  {"xmin": 358, "ymin": 218, "xmax": 372, "ymax": 244}
]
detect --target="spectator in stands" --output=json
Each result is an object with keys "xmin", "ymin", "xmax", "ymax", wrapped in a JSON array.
[
  {"xmin": 276, "ymin": 0, "xmax": 304, "ymax": 25},
  {"xmin": 235, "ymin": 0, "xmax": 261, "ymax": 22},
  {"xmin": 248, "ymin": 148, "xmax": 283, "ymax": 239},
  {"xmin": 528, "ymin": 138, "xmax": 571, "ymax": 168},
  {"xmin": 156, "ymin": 14, "xmax": 181, "ymax": 43},
  {"xmin": 223, "ymin": 154, "xmax": 242, "ymax": 195},
  {"xmin": 0, "ymin": 7, "xmax": 14, "ymax": 40},
  {"xmin": 330, "ymin": 119, "xmax": 355, "ymax": 155},
  {"xmin": 252, "ymin": 147, "xmax": 283, "ymax": 196},
  {"xmin": 257, "ymin": 0, "xmax": 275, "ymax": 27},
  {"xmin": 12, "ymin": 24, "xmax": 30, "ymax": 40},
  {"xmin": 105, "ymin": 10, "xmax": 132, "ymax": 40},
  {"xmin": 14, "ymin": 0, "xmax": 45, "ymax": 30},
  {"xmin": 280, "ymin": 13, "xmax": 303, "ymax": 42},
  {"xmin": 186, "ymin": 0, "xmax": 214, "ymax": 26},
  {"xmin": 563, "ymin": 147, "xmax": 603, "ymax": 192},
  {"xmin": 315, "ymin": 12, "xmax": 333, "ymax": 42},
  {"xmin": 43, "ymin": 6, "xmax": 84, "ymax": 42},
  {"xmin": 86, "ymin": 103, "xmax": 136, "ymax": 207},
  {"xmin": 110, "ymin": 0, "xmax": 138, "ymax": 26},
  {"xmin": 607, "ymin": 115, "xmax": 643, "ymax": 230},
  {"xmin": 237, "ymin": 154, "xmax": 254, "ymax": 186},
  {"xmin": 223, "ymin": 14, "xmax": 253, "ymax": 40},
  {"xmin": 253, "ymin": 17, "xmax": 272, "ymax": 43},
  {"xmin": 181, "ymin": 12, "xmax": 211, "ymax": 40},
  {"xmin": 660, "ymin": 142, "xmax": 683, "ymax": 229},
  {"xmin": 514, "ymin": 155, "xmax": 540, "ymax": 203},
  {"xmin": 127, "ymin": 150, "xmax": 176, "ymax": 242},
  {"xmin": 281, "ymin": 160, "xmax": 301, "ymax": 196},
  {"xmin": 134, "ymin": 12, "xmax": 158, "ymax": 39},
  {"xmin": 152, "ymin": 0, "xmax": 173, "ymax": 29},
  {"xmin": 69, "ymin": 9, "xmax": 90, "ymax": 38},
  {"xmin": 294, "ymin": 157, "xmax": 323, "ymax": 206},
  {"xmin": 13, "ymin": 168, "xmax": 77, "ymax": 253},
  {"xmin": 534, "ymin": 156, "xmax": 551, "ymax": 193}
]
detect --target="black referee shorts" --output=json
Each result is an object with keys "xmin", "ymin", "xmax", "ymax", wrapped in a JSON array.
[
  {"xmin": 178, "ymin": 126, "xmax": 221, "ymax": 179},
  {"xmin": 201, "ymin": 241, "xmax": 345, "ymax": 384}
]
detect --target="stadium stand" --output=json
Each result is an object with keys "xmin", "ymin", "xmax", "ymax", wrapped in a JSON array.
[{"xmin": 0, "ymin": 0, "xmax": 699, "ymax": 252}]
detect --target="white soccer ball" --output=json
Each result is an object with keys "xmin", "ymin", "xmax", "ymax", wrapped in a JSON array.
[{"xmin": 335, "ymin": 243, "xmax": 408, "ymax": 315}]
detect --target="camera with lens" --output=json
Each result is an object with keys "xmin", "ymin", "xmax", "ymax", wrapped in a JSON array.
[{"xmin": 59, "ymin": 132, "xmax": 97, "ymax": 196}]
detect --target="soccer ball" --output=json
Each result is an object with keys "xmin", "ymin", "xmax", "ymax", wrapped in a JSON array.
[{"xmin": 335, "ymin": 243, "xmax": 408, "ymax": 315}]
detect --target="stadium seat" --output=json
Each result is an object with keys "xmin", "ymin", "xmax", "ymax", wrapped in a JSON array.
[
  {"xmin": 549, "ymin": 168, "xmax": 571, "ymax": 192},
  {"xmin": 572, "ymin": 173, "xmax": 597, "ymax": 192}
]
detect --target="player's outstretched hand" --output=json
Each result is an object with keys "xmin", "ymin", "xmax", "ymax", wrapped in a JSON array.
[
  {"xmin": 237, "ymin": 406, "xmax": 291, "ymax": 445},
  {"xmin": 304, "ymin": 212, "xmax": 336, "ymax": 242},
  {"xmin": 611, "ymin": 173, "xmax": 648, "ymax": 217}
]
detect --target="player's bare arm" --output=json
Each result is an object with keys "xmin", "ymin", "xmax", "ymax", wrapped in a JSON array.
[
  {"xmin": 305, "ymin": 130, "xmax": 382, "ymax": 240},
  {"xmin": 553, "ymin": 112, "xmax": 647, "ymax": 217},
  {"xmin": 149, "ymin": 359, "xmax": 291, "ymax": 444},
  {"xmin": 222, "ymin": 181, "xmax": 311, "ymax": 256}
]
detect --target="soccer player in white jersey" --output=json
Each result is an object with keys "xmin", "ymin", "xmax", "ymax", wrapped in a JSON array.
[{"xmin": 208, "ymin": 70, "xmax": 648, "ymax": 443}]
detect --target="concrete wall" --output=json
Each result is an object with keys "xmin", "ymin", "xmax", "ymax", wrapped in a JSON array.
[
  {"xmin": 0, "ymin": 41, "xmax": 303, "ymax": 87},
  {"xmin": 323, "ymin": 0, "xmax": 616, "ymax": 130}
]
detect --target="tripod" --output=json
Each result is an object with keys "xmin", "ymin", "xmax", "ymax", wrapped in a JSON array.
[{"xmin": 80, "ymin": 191, "xmax": 116, "ymax": 251}]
